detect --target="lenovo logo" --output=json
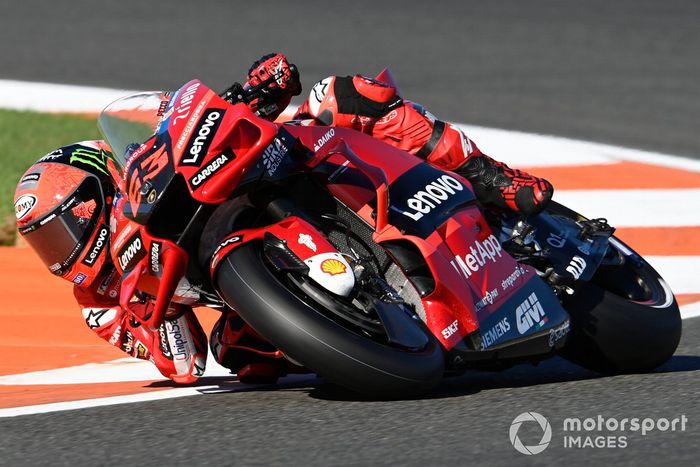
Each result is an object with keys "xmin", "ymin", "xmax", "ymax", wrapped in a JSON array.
[{"xmin": 401, "ymin": 175, "xmax": 464, "ymax": 221}]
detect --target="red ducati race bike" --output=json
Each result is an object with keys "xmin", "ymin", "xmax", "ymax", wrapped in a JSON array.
[{"xmin": 97, "ymin": 80, "xmax": 681, "ymax": 396}]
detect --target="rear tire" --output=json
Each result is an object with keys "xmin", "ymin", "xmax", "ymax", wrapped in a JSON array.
[
  {"xmin": 547, "ymin": 201, "xmax": 683, "ymax": 373},
  {"xmin": 215, "ymin": 243, "xmax": 445, "ymax": 397}
]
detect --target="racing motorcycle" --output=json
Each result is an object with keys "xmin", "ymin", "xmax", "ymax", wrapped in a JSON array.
[{"xmin": 97, "ymin": 78, "xmax": 682, "ymax": 397}]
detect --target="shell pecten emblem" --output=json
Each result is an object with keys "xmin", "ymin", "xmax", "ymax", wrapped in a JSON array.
[
  {"xmin": 320, "ymin": 258, "xmax": 347, "ymax": 276},
  {"xmin": 305, "ymin": 253, "xmax": 355, "ymax": 297}
]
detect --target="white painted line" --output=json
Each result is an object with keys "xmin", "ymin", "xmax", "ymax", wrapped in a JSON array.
[
  {"xmin": 0, "ymin": 79, "xmax": 139, "ymax": 113},
  {"xmin": 552, "ymin": 189, "xmax": 700, "ymax": 227},
  {"xmin": 457, "ymin": 124, "xmax": 619, "ymax": 167},
  {"xmin": 681, "ymin": 301, "xmax": 700, "ymax": 320},
  {"xmin": 0, "ymin": 348, "xmax": 232, "ymax": 385},
  {"xmin": 0, "ymin": 374, "xmax": 319, "ymax": 418},
  {"xmin": 0, "ymin": 387, "xmax": 206, "ymax": 418},
  {"xmin": 457, "ymin": 124, "xmax": 700, "ymax": 173},
  {"xmin": 644, "ymin": 256, "xmax": 700, "ymax": 295}
]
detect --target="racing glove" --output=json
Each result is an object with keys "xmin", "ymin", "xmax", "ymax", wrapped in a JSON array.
[{"xmin": 243, "ymin": 53, "xmax": 302, "ymax": 120}]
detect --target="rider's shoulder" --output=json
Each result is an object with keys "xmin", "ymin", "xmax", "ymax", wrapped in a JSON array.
[{"xmin": 349, "ymin": 75, "xmax": 398, "ymax": 103}]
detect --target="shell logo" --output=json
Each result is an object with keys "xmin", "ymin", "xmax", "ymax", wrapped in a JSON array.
[{"xmin": 320, "ymin": 258, "xmax": 347, "ymax": 276}]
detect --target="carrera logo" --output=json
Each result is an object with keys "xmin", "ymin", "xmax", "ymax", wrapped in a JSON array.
[
  {"xmin": 118, "ymin": 232, "xmax": 145, "ymax": 271},
  {"xmin": 451, "ymin": 235, "xmax": 503, "ymax": 279},
  {"xmin": 313, "ymin": 128, "xmax": 335, "ymax": 152},
  {"xmin": 401, "ymin": 175, "xmax": 464, "ymax": 221},
  {"xmin": 189, "ymin": 151, "xmax": 233, "ymax": 187},
  {"xmin": 158, "ymin": 325, "xmax": 173, "ymax": 359},
  {"xmin": 14, "ymin": 194, "xmax": 37, "ymax": 220},
  {"xmin": 515, "ymin": 293, "xmax": 548, "ymax": 334},
  {"xmin": 150, "ymin": 241, "xmax": 161, "ymax": 274},
  {"xmin": 181, "ymin": 108, "xmax": 224, "ymax": 166},
  {"xmin": 261, "ymin": 137, "xmax": 289, "ymax": 176},
  {"xmin": 82, "ymin": 226, "xmax": 109, "ymax": 266},
  {"xmin": 320, "ymin": 258, "xmax": 347, "ymax": 276},
  {"xmin": 39, "ymin": 213, "xmax": 57, "ymax": 226}
]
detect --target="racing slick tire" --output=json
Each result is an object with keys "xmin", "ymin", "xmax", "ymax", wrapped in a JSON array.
[
  {"xmin": 215, "ymin": 243, "xmax": 445, "ymax": 398},
  {"xmin": 549, "ymin": 203, "xmax": 682, "ymax": 374}
]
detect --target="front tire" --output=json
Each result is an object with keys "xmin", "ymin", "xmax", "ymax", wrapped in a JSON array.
[{"xmin": 215, "ymin": 243, "xmax": 445, "ymax": 397}]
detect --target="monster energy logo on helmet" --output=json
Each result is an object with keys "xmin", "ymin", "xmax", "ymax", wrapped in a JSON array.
[{"xmin": 69, "ymin": 147, "xmax": 109, "ymax": 175}]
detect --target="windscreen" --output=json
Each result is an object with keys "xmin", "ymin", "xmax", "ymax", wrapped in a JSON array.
[{"xmin": 98, "ymin": 91, "xmax": 170, "ymax": 172}]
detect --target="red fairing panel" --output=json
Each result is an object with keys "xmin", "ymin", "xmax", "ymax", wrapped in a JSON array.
[
  {"xmin": 210, "ymin": 216, "xmax": 342, "ymax": 275},
  {"xmin": 166, "ymin": 80, "xmax": 279, "ymax": 204}
]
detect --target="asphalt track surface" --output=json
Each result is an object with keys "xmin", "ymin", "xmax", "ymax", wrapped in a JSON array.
[{"xmin": 1, "ymin": 1, "xmax": 699, "ymax": 465}]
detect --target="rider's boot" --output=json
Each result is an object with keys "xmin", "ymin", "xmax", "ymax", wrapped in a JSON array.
[
  {"xmin": 453, "ymin": 154, "xmax": 554, "ymax": 216},
  {"xmin": 210, "ymin": 311, "xmax": 300, "ymax": 384},
  {"xmin": 415, "ymin": 117, "xmax": 554, "ymax": 216}
]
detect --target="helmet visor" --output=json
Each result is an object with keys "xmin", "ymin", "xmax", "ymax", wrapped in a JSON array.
[{"xmin": 20, "ymin": 176, "xmax": 104, "ymax": 274}]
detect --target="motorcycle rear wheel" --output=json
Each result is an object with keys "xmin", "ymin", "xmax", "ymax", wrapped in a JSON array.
[
  {"xmin": 215, "ymin": 243, "xmax": 445, "ymax": 397},
  {"xmin": 548, "ymin": 202, "xmax": 682, "ymax": 373}
]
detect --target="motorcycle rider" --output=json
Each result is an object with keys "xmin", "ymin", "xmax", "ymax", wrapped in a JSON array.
[
  {"xmin": 14, "ymin": 141, "xmax": 282, "ymax": 384},
  {"xmin": 14, "ymin": 142, "xmax": 207, "ymax": 383},
  {"xmin": 223, "ymin": 53, "xmax": 554, "ymax": 216}
]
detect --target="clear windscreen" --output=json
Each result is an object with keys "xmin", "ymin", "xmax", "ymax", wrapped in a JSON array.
[{"xmin": 98, "ymin": 91, "xmax": 169, "ymax": 172}]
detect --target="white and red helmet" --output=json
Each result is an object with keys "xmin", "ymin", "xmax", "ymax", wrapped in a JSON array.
[{"xmin": 14, "ymin": 141, "xmax": 115, "ymax": 287}]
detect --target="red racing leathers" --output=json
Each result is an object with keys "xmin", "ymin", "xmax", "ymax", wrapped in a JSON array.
[
  {"xmin": 73, "ymin": 262, "xmax": 291, "ymax": 384},
  {"xmin": 73, "ymin": 265, "xmax": 208, "ymax": 384},
  {"xmin": 293, "ymin": 74, "xmax": 553, "ymax": 216}
]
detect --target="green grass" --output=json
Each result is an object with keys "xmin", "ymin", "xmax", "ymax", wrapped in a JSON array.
[{"xmin": 0, "ymin": 109, "xmax": 101, "ymax": 245}]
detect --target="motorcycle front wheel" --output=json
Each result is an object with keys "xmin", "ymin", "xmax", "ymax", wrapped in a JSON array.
[{"xmin": 215, "ymin": 243, "xmax": 445, "ymax": 398}]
